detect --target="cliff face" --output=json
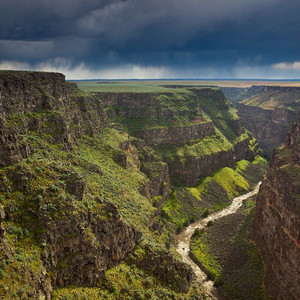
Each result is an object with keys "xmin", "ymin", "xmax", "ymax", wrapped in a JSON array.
[
  {"xmin": 251, "ymin": 114, "xmax": 300, "ymax": 299},
  {"xmin": 99, "ymin": 88, "xmax": 260, "ymax": 186},
  {"xmin": 1, "ymin": 72, "xmax": 197, "ymax": 299},
  {"xmin": 100, "ymin": 91, "xmax": 215, "ymax": 145},
  {"xmin": 0, "ymin": 72, "xmax": 267, "ymax": 299},
  {"xmin": 137, "ymin": 122, "xmax": 215, "ymax": 145},
  {"xmin": 237, "ymin": 104, "xmax": 296, "ymax": 157},
  {"xmin": 225, "ymin": 85, "xmax": 300, "ymax": 158},
  {"xmin": 0, "ymin": 71, "xmax": 107, "ymax": 166},
  {"xmin": 42, "ymin": 202, "xmax": 141, "ymax": 288}
]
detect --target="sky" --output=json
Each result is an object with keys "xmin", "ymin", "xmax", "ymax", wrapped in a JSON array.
[{"xmin": 1, "ymin": 0, "xmax": 300, "ymax": 79}]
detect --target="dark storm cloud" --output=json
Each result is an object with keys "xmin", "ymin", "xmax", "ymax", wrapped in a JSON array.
[{"xmin": 1, "ymin": 0, "xmax": 300, "ymax": 78}]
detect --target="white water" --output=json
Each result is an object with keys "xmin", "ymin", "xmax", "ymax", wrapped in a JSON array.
[{"xmin": 175, "ymin": 182, "xmax": 262, "ymax": 299}]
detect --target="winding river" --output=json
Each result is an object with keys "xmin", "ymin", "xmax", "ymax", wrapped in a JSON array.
[{"xmin": 175, "ymin": 182, "xmax": 262, "ymax": 299}]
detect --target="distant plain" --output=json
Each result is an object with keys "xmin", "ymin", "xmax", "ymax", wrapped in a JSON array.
[{"xmin": 75, "ymin": 80, "xmax": 300, "ymax": 93}]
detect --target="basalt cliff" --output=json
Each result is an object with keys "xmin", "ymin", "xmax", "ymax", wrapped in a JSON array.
[
  {"xmin": 97, "ymin": 87, "xmax": 261, "ymax": 187},
  {"xmin": 251, "ymin": 113, "xmax": 300, "ymax": 299},
  {"xmin": 223, "ymin": 86, "xmax": 300, "ymax": 158},
  {"xmin": 0, "ymin": 72, "xmax": 267, "ymax": 299}
]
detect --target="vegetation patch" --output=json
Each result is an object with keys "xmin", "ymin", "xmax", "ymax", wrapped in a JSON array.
[
  {"xmin": 161, "ymin": 157, "xmax": 266, "ymax": 234},
  {"xmin": 190, "ymin": 198, "xmax": 269, "ymax": 299}
]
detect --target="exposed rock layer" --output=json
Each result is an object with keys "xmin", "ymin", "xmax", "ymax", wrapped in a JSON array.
[
  {"xmin": 0, "ymin": 72, "xmax": 107, "ymax": 166},
  {"xmin": 237, "ymin": 104, "xmax": 296, "ymax": 157},
  {"xmin": 98, "ymin": 88, "xmax": 259, "ymax": 186},
  {"xmin": 0, "ymin": 71, "xmax": 174, "ymax": 299},
  {"xmin": 223, "ymin": 85, "xmax": 300, "ymax": 158},
  {"xmin": 41, "ymin": 202, "xmax": 142, "ymax": 288},
  {"xmin": 138, "ymin": 122, "xmax": 215, "ymax": 145},
  {"xmin": 251, "ymin": 114, "xmax": 300, "ymax": 299}
]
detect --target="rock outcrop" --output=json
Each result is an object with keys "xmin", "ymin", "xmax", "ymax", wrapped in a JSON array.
[
  {"xmin": 251, "ymin": 113, "xmax": 300, "ymax": 299},
  {"xmin": 223, "ymin": 85, "xmax": 300, "ymax": 158},
  {"xmin": 41, "ymin": 202, "xmax": 141, "ymax": 288},
  {"xmin": 237, "ymin": 104, "xmax": 296, "ymax": 157},
  {"xmin": 130, "ymin": 244, "xmax": 194, "ymax": 293},
  {"xmin": 0, "ymin": 71, "xmax": 173, "ymax": 299},
  {"xmin": 98, "ymin": 88, "xmax": 260, "ymax": 186},
  {"xmin": 0, "ymin": 71, "xmax": 107, "ymax": 166},
  {"xmin": 166, "ymin": 147, "xmax": 236, "ymax": 186},
  {"xmin": 137, "ymin": 122, "xmax": 215, "ymax": 146}
]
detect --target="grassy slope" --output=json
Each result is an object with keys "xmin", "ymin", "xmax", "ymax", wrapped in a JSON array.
[
  {"xmin": 160, "ymin": 156, "xmax": 267, "ymax": 234},
  {"xmin": 155, "ymin": 128, "xmax": 233, "ymax": 165},
  {"xmin": 0, "ymin": 125, "xmax": 161, "ymax": 296},
  {"xmin": 53, "ymin": 261, "xmax": 205, "ymax": 300},
  {"xmin": 0, "ymin": 126, "xmax": 201, "ymax": 299}
]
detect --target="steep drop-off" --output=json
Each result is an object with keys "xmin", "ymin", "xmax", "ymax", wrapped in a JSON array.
[
  {"xmin": 223, "ymin": 85, "xmax": 300, "ymax": 158},
  {"xmin": 0, "ymin": 72, "xmax": 195, "ymax": 299},
  {"xmin": 0, "ymin": 73, "xmax": 267, "ymax": 299},
  {"xmin": 97, "ymin": 88, "xmax": 261, "ymax": 187},
  {"xmin": 221, "ymin": 85, "xmax": 264, "ymax": 106},
  {"xmin": 251, "ymin": 113, "xmax": 300, "ymax": 299}
]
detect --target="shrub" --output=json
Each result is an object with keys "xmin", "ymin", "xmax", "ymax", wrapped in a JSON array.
[
  {"xmin": 49, "ymin": 184, "xmax": 59, "ymax": 193},
  {"xmin": 35, "ymin": 194, "xmax": 43, "ymax": 206},
  {"xmin": 214, "ymin": 276, "xmax": 224, "ymax": 287},
  {"xmin": 57, "ymin": 194, "xmax": 65, "ymax": 202},
  {"xmin": 192, "ymin": 228, "xmax": 202, "ymax": 238},
  {"xmin": 201, "ymin": 208, "xmax": 210, "ymax": 218},
  {"xmin": 160, "ymin": 210, "xmax": 169, "ymax": 219},
  {"xmin": 207, "ymin": 221, "xmax": 214, "ymax": 227},
  {"xmin": 183, "ymin": 219, "xmax": 189, "ymax": 227},
  {"xmin": 176, "ymin": 224, "xmax": 183, "ymax": 234},
  {"xmin": 206, "ymin": 270, "xmax": 216, "ymax": 280},
  {"xmin": 189, "ymin": 216, "xmax": 196, "ymax": 223}
]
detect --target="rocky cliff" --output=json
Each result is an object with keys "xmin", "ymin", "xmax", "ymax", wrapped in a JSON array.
[
  {"xmin": 98, "ymin": 88, "xmax": 260, "ymax": 186},
  {"xmin": 237, "ymin": 103, "xmax": 296, "ymax": 158},
  {"xmin": 251, "ymin": 113, "xmax": 300, "ymax": 299},
  {"xmin": 224, "ymin": 85, "xmax": 300, "ymax": 158},
  {"xmin": 0, "ymin": 71, "xmax": 198, "ymax": 299},
  {"xmin": 99, "ymin": 91, "xmax": 215, "ymax": 145},
  {"xmin": 0, "ymin": 72, "xmax": 267, "ymax": 299},
  {"xmin": 0, "ymin": 71, "xmax": 107, "ymax": 166}
]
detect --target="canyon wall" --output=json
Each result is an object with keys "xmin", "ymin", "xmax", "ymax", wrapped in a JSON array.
[
  {"xmin": 0, "ymin": 72, "xmax": 266, "ymax": 299},
  {"xmin": 237, "ymin": 104, "xmax": 296, "ymax": 158},
  {"xmin": 223, "ymin": 85, "xmax": 300, "ymax": 158},
  {"xmin": 0, "ymin": 72, "xmax": 195, "ymax": 299},
  {"xmin": 0, "ymin": 71, "xmax": 108, "ymax": 166},
  {"xmin": 98, "ymin": 88, "xmax": 260, "ymax": 186},
  {"xmin": 251, "ymin": 113, "xmax": 300, "ymax": 299}
]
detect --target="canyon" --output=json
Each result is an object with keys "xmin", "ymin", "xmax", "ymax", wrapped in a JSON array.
[
  {"xmin": 0, "ymin": 72, "xmax": 299, "ymax": 299},
  {"xmin": 223, "ymin": 85, "xmax": 300, "ymax": 158}
]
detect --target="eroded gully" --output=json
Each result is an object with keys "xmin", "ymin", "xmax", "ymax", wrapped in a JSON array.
[{"xmin": 175, "ymin": 182, "xmax": 262, "ymax": 299}]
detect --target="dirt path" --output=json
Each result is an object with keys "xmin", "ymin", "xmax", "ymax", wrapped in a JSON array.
[{"xmin": 175, "ymin": 182, "xmax": 262, "ymax": 299}]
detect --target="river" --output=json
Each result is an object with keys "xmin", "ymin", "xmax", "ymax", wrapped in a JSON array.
[{"xmin": 175, "ymin": 182, "xmax": 262, "ymax": 299}]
